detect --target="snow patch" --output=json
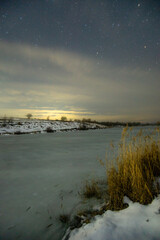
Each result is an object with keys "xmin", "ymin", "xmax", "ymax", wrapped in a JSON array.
[
  {"xmin": 0, "ymin": 120, "xmax": 106, "ymax": 135},
  {"xmin": 66, "ymin": 196, "xmax": 160, "ymax": 240}
]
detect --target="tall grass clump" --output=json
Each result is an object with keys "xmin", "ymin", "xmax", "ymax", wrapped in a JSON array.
[
  {"xmin": 107, "ymin": 127, "xmax": 160, "ymax": 210},
  {"xmin": 83, "ymin": 180, "xmax": 101, "ymax": 199}
]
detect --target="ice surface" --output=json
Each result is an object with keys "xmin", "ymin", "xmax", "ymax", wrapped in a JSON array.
[
  {"xmin": 0, "ymin": 128, "xmax": 122, "ymax": 240},
  {"xmin": 0, "ymin": 127, "xmax": 157, "ymax": 240}
]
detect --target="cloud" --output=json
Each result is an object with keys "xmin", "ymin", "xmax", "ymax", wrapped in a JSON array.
[{"xmin": 0, "ymin": 40, "xmax": 159, "ymax": 121}]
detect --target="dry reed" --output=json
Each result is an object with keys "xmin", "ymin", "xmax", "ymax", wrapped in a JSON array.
[
  {"xmin": 83, "ymin": 180, "xmax": 101, "ymax": 199},
  {"xmin": 107, "ymin": 127, "xmax": 160, "ymax": 210}
]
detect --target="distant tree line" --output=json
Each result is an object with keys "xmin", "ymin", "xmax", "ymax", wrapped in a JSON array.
[{"xmin": 0, "ymin": 114, "xmax": 160, "ymax": 127}]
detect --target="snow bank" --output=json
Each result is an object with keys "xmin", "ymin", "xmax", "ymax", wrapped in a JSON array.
[
  {"xmin": 66, "ymin": 196, "xmax": 160, "ymax": 240},
  {"xmin": 0, "ymin": 120, "xmax": 106, "ymax": 135}
]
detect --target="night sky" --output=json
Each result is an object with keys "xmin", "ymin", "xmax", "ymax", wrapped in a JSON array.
[{"xmin": 0, "ymin": 0, "xmax": 160, "ymax": 121}]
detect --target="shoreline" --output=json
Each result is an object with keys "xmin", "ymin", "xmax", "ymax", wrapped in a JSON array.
[
  {"xmin": 63, "ymin": 194, "xmax": 160, "ymax": 240},
  {"xmin": 0, "ymin": 120, "xmax": 107, "ymax": 136},
  {"xmin": 0, "ymin": 119, "xmax": 158, "ymax": 136}
]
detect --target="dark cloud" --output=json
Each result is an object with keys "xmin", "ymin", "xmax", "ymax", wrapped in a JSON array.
[
  {"xmin": 0, "ymin": 0, "xmax": 159, "ymax": 121},
  {"xmin": 0, "ymin": 0, "xmax": 159, "ymax": 69}
]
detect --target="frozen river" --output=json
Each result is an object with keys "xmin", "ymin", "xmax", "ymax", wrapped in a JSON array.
[{"xmin": 0, "ymin": 127, "xmax": 153, "ymax": 240}]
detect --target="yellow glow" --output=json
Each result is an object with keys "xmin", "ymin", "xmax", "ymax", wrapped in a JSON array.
[
  {"xmin": 0, "ymin": 41, "xmax": 159, "ymax": 123},
  {"xmin": 0, "ymin": 108, "xmax": 157, "ymax": 122},
  {"xmin": 0, "ymin": 108, "xmax": 94, "ymax": 120}
]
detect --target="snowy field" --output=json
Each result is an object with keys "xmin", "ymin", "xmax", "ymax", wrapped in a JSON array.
[
  {"xmin": 0, "ymin": 127, "xmax": 159, "ymax": 240},
  {"xmin": 0, "ymin": 119, "xmax": 106, "ymax": 135}
]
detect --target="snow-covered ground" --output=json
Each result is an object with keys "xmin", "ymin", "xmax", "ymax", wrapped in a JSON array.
[
  {"xmin": 66, "ymin": 195, "xmax": 160, "ymax": 240},
  {"xmin": 0, "ymin": 119, "xmax": 106, "ymax": 135}
]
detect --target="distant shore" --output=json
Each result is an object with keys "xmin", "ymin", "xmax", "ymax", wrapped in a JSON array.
[
  {"xmin": 0, "ymin": 119, "xmax": 107, "ymax": 135},
  {"xmin": 0, "ymin": 118, "xmax": 159, "ymax": 135}
]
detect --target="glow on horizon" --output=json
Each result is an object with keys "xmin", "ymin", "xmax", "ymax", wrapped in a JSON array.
[
  {"xmin": 0, "ymin": 41, "xmax": 159, "ymax": 123},
  {"xmin": 0, "ymin": 108, "xmax": 159, "ymax": 123},
  {"xmin": 0, "ymin": 1, "xmax": 160, "ymax": 123}
]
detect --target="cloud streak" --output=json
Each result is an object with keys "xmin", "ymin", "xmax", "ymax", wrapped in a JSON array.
[{"xmin": 0, "ymin": 41, "xmax": 159, "ymax": 121}]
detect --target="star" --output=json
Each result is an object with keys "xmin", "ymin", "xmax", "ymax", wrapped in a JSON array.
[
  {"xmin": 144, "ymin": 45, "xmax": 147, "ymax": 49},
  {"xmin": 111, "ymin": 23, "xmax": 115, "ymax": 28}
]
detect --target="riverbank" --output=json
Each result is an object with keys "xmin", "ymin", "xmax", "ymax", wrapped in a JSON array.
[
  {"xmin": 63, "ymin": 127, "xmax": 160, "ymax": 240},
  {"xmin": 0, "ymin": 119, "xmax": 107, "ymax": 135},
  {"xmin": 64, "ymin": 193, "xmax": 160, "ymax": 240}
]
